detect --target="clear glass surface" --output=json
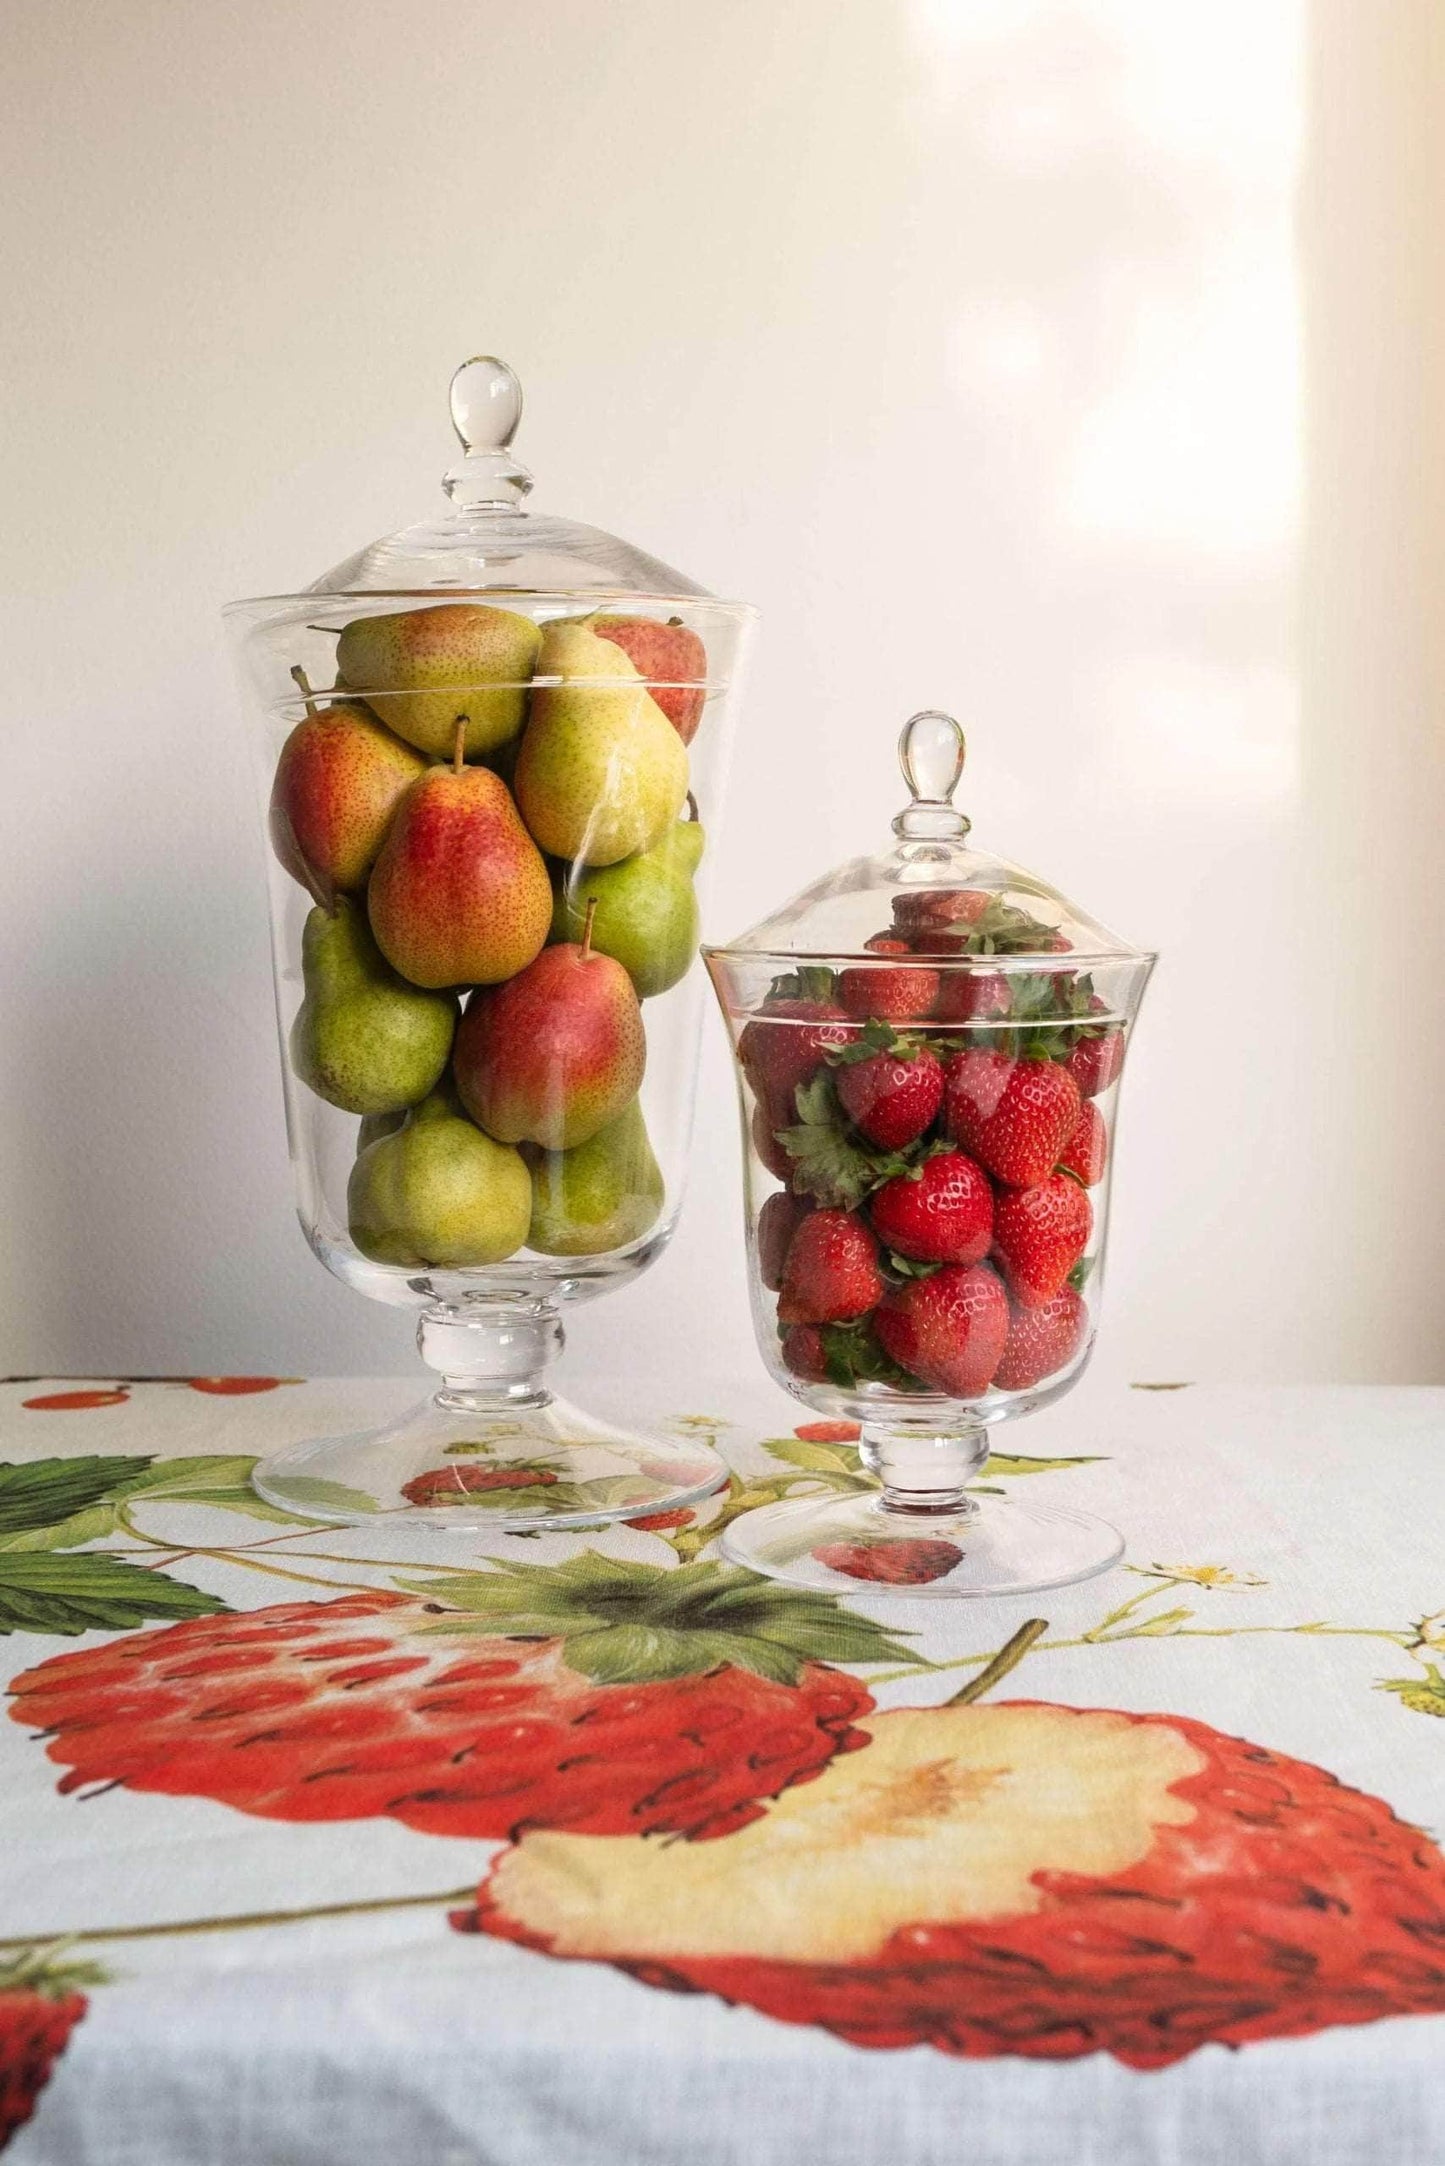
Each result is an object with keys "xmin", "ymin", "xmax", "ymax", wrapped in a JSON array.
[
  {"xmin": 225, "ymin": 358, "xmax": 755, "ymax": 1527},
  {"xmin": 705, "ymin": 711, "xmax": 1154, "ymax": 1596}
]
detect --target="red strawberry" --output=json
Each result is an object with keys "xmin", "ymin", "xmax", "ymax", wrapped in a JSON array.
[
  {"xmin": 994, "ymin": 1288, "xmax": 1090, "ymax": 1390},
  {"xmin": 739, "ymin": 1001, "xmax": 856, "ymax": 1117},
  {"xmin": 778, "ymin": 1210, "xmax": 884, "ymax": 1325},
  {"xmin": 188, "ymin": 1376, "xmax": 287, "ymax": 1395},
  {"xmin": 794, "ymin": 1420, "xmax": 862, "ymax": 1443},
  {"xmin": 932, "ymin": 968, "xmax": 1011, "ymax": 1025},
  {"xmin": 0, "ymin": 1950, "xmax": 100, "ymax": 2149},
  {"xmin": 758, "ymin": 1191, "xmax": 810, "ymax": 1291},
  {"xmin": 1058, "ymin": 1101, "xmax": 1107, "ymax": 1186},
  {"xmin": 813, "ymin": 1539, "xmax": 963, "ymax": 1586},
  {"xmin": 626, "ymin": 1507, "xmax": 696, "ymax": 1532},
  {"xmin": 401, "ymin": 1464, "xmax": 559, "ymax": 1507},
  {"xmin": 944, "ymin": 1051, "xmax": 1081, "ymax": 1188},
  {"xmin": 869, "ymin": 1152, "xmax": 993, "ymax": 1264},
  {"xmin": 837, "ymin": 939, "xmax": 940, "ymax": 1023},
  {"xmin": 781, "ymin": 1325, "xmax": 830, "ymax": 1382},
  {"xmin": 751, "ymin": 1101, "xmax": 795, "ymax": 1183},
  {"xmin": 1067, "ymin": 1029, "xmax": 1125, "ymax": 1097},
  {"xmin": 9, "ymin": 1565, "xmax": 909, "ymax": 1845},
  {"xmin": 993, "ymin": 1176, "xmax": 1092, "ymax": 1308},
  {"xmin": 834, "ymin": 1047, "xmax": 943, "ymax": 1150},
  {"xmin": 22, "ymin": 1388, "xmax": 129, "ymax": 1411},
  {"xmin": 892, "ymin": 889, "xmax": 991, "ymax": 935},
  {"xmin": 874, "ymin": 1263, "xmax": 1009, "ymax": 1397}
]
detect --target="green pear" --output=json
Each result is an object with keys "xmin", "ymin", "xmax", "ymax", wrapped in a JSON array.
[
  {"xmin": 551, "ymin": 820, "xmax": 704, "ymax": 998},
  {"xmin": 527, "ymin": 1099, "xmax": 665, "ymax": 1256},
  {"xmin": 348, "ymin": 1090, "xmax": 531, "ymax": 1267},
  {"xmin": 290, "ymin": 898, "xmax": 456, "ymax": 1115},
  {"xmin": 515, "ymin": 619, "xmax": 688, "ymax": 865},
  {"xmin": 336, "ymin": 604, "xmax": 542, "ymax": 760}
]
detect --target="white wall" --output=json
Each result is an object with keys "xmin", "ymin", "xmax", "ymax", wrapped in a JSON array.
[{"xmin": 1, "ymin": 0, "xmax": 1441, "ymax": 1386}]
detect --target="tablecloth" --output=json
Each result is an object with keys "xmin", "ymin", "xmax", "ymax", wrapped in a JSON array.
[{"xmin": 1, "ymin": 1373, "xmax": 1442, "ymax": 2166}]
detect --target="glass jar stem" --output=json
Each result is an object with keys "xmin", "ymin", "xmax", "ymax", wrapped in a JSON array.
[
  {"xmin": 859, "ymin": 1419, "xmax": 988, "ymax": 1516},
  {"xmin": 417, "ymin": 1298, "xmax": 564, "ymax": 1413}
]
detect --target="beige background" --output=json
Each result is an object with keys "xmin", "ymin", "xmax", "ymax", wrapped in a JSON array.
[{"xmin": 1, "ymin": 0, "xmax": 1441, "ymax": 1386}]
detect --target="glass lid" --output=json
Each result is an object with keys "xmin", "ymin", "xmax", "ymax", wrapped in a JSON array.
[
  {"xmin": 229, "ymin": 355, "xmax": 719, "ymax": 609},
  {"xmin": 711, "ymin": 711, "xmax": 1149, "ymax": 966}
]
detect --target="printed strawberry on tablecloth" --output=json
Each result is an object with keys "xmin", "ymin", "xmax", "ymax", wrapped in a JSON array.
[{"xmin": 1, "ymin": 1379, "xmax": 1443, "ymax": 2157}]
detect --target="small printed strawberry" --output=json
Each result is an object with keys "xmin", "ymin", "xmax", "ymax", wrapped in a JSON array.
[
  {"xmin": 0, "ymin": 1948, "xmax": 102, "ymax": 2149},
  {"xmin": 10, "ymin": 1564, "xmax": 913, "ymax": 1845},
  {"xmin": 188, "ymin": 1376, "xmax": 288, "ymax": 1395},
  {"xmin": 834, "ymin": 1046, "xmax": 943, "ymax": 1150},
  {"xmin": 402, "ymin": 1464, "xmax": 559, "ymax": 1506},
  {"xmin": 993, "ymin": 1175, "xmax": 1092, "ymax": 1309},
  {"xmin": 932, "ymin": 968, "xmax": 1011, "ymax": 1025},
  {"xmin": 891, "ymin": 889, "xmax": 991, "ymax": 935},
  {"xmin": 22, "ymin": 1388, "xmax": 129, "ymax": 1411},
  {"xmin": 1058, "ymin": 1101, "xmax": 1107, "ymax": 1185},
  {"xmin": 813, "ymin": 1538, "xmax": 964, "ymax": 1585},
  {"xmin": 795, "ymin": 1420, "xmax": 862, "ymax": 1443},
  {"xmin": 739, "ymin": 1000, "xmax": 857, "ymax": 1118},
  {"xmin": 837, "ymin": 939, "xmax": 940, "ymax": 1023},
  {"xmin": 994, "ymin": 1287, "xmax": 1090, "ymax": 1390},
  {"xmin": 874, "ymin": 1262, "xmax": 1009, "ymax": 1397},
  {"xmin": 869, "ymin": 1151, "xmax": 993, "ymax": 1265},
  {"xmin": 626, "ymin": 1507, "xmax": 697, "ymax": 1532},
  {"xmin": 781, "ymin": 1325, "xmax": 830, "ymax": 1382},
  {"xmin": 757, "ymin": 1191, "xmax": 809, "ymax": 1291},
  {"xmin": 778, "ymin": 1210, "xmax": 884, "ymax": 1325},
  {"xmin": 944, "ymin": 1051, "xmax": 1081, "ymax": 1188}
]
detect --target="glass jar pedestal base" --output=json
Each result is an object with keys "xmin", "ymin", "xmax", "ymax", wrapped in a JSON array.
[
  {"xmin": 720, "ymin": 1417, "xmax": 1123, "ymax": 1598},
  {"xmin": 250, "ymin": 1300, "xmax": 726, "ymax": 1531}
]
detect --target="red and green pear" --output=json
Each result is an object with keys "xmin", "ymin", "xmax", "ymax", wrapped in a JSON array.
[
  {"xmin": 269, "ymin": 674, "xmax": 424, "ymax": 897},
  {"xmin": 336, "ymin": 603, "xmax": 542, "ymax": 760},
  {"xmin": 454, "ymin": 906, "xmax": 646, "ymax": 1149},
  {"xmin": 367, "ymin": 738, "xmax": 552, "ymax": 989},
  {"xmin": 515, "ymin": 620, "xmax": 688, "ymax": 865},
  {"xmin": 591, "ymin": 615, "xmax": 708, "ymax": 744}
]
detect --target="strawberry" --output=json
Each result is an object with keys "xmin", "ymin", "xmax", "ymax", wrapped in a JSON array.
[
  {"xmin": 932, "ymin": 968, "xmax": 1011, "ymax": 1025},
  {"xmin": 837, "ymin": 939, "xmax": 940, "ymax": 1023},
  {"xmin": 758, "ymin": 1191, "xmax": 809, "ymax": 1291},
  {"xmin": 0, "ymin": 1949, "xmax": 101, "ymax": 2149},
  {"xmin": 751, "ymin": 1101, "xmax": 795, "ymax": 1183},
  {"xmin": 794, "ymin": 1420, "xmax": 862, "ymax": 1443},
  {"xmin": 874, "ymin": 1263, "xmax": 1009, "ymax": 1397},
  {"xmin": 9, "ymin": 1564, "xmax": 913, "ymax": 1845},
  {"xmin": 834, "ymin": 1046, "xmax": 943, "ymax": 1150},
  {"xmin": 993, "ymin": 1175, "xmax": 1092, "ymax": 1308},
  {"xmin": 944, "ymin": 1050, "xmax": 1081, "ymax": 1188},
  {"xmin": 994, "ymin": 1287, "xmax": 1090, "ymax": 1390},
  {"xmin": 1067, "ymin": 1027, "xmax": 1125, "ymax": 1097},
  {"xmin": 891, "ymin": 889, "xmax": 991, "ymax": 935},
  {"xmin": 780, "ymin": 1325, "xmax": 830, "ymax": 1382},
  {"xmin": 625, "ymin": 1507, "xmax": 696, "ymax": 1532},
  {"xmin": 813, "ymin": 1539, "xmax": 963, "ymax": 1586},
  {"xmin": 869, "ymin": 1151, "xmax": 993, "ymax": 1264},
  {"xmin": 739, "ymin": 1000, "xmax": 857, "ymax": 1118},
  {"xmin": 401, "ymin": 1464, "xmax": 558, "ymax": 1507},
  {"xmin": 1058, "ymin": 1100, "xmax": 1107, "ymax": 1186},
  {"xmin": 777, "ymin": 1210, "xmax": 884, "ymax": 1325}
]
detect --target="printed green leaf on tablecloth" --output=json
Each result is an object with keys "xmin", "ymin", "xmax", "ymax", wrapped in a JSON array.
[{"xmin": 0, "ymin": 1552, "xmax": 226, "ymax": 1636}]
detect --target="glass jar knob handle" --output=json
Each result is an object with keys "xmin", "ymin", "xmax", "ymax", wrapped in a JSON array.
[
  {"xmin": 893, "ymin": 711, "xmax": 971, "ymax": 840},
  {"xmin": 443, "ymin": 355, "xmax": 533, "ymax": 509}
]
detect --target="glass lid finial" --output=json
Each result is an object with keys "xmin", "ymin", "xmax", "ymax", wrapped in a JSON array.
[
  {"xmin": 893, "ymin": 710, "xmax": 971, "ymax": 841},
  {"xmin": 443, "ymin": 355, "xmax": 533, "ymax": 511}
]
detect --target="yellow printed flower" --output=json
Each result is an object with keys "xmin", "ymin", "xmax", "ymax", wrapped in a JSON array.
[{"xmin": 1410, "ymin": 1611, "xmax": 1445, "ymax": 1652}]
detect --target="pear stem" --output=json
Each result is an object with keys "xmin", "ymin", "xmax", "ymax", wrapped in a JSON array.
[
  {"xmin": 580, "ymin": 895, "xmax": 599, "ymax": 963},
  {"xmin": 944, "ymin": 1617, "xmax": 1048, "ymax": 1706},
  {"xmin": 289, "ymin": 664, "xmax": 320, "ymax": 719},
  {"xmin": 452, "ymin": 716, "xmax": 468, "ymax": 774}
]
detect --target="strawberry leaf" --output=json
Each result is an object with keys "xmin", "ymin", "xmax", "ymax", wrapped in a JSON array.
[
  {"xmin": 982, "ymin": 1451, "xmax": 1106, "ymax": 1476},
  {"xmin": 819, "ymin": 1320, "xmax": 919, "ymax": 1392},
  {"xmin": 0, "ymin": 1457, "xmax": 154, "ymax": 1539},
  {"xmin": 397, "ymin": 1552, "xmax": 916, "ymax": 1680},
  {"xmin": 780, "ymin": 1073, "xmax": 915, "ymax": 1207},
  {"xmin": 762, "ymin": 1435, "xmax": 867, "ymax": 1480},
  {"xmin": 0, "ymin": 1552, "xmax": 227, "ymax": 1636},
  {"xmin": 766, "ymin": 966, "xmax": 837, "ymax": 1004},
  {"xmin": 825, "ymin": 1018, "xmax": 922, "ymax": 1067},
  {"xmin": 1068, "ymin": 1255, "xmax": 1097, "ymax": 1292},
  {"xmin": 886, "ymin": 1250, "xmax": 945, "ymax": 1280}
]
